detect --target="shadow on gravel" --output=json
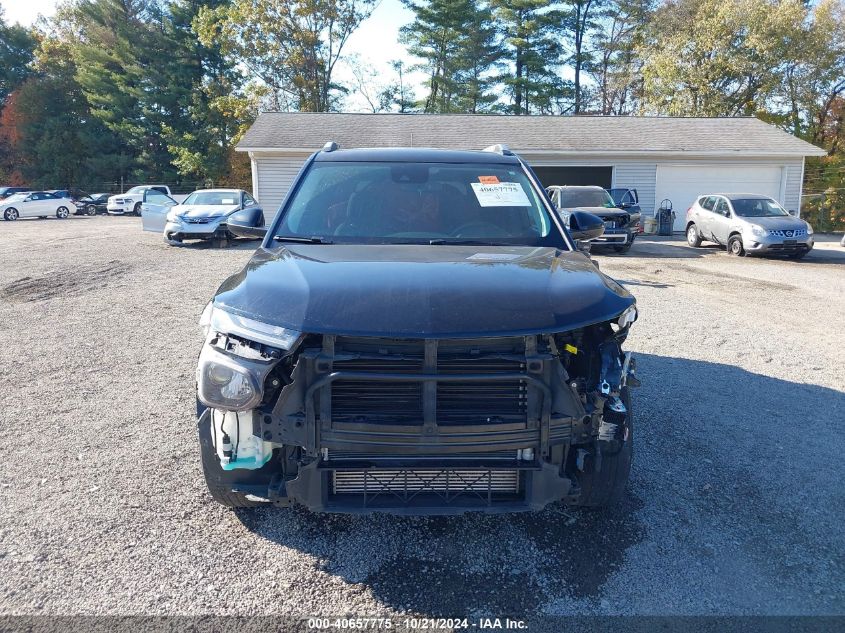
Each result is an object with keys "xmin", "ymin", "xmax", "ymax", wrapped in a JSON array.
[
  {"xmin": 231, "ymin": 353, "xmax": 845, "ymax": 614},
  {"xmin": 177, "ymin": 237, "xmax": 261, "ymax": 252},
  {"xmin": 236, "ymin": 494, "xmax": 645, "ymax": 614}
]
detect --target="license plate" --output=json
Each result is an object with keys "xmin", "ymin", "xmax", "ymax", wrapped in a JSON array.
[{"xmin": 784, "ymin": 239, "xmax": 796, "ymax": 244}]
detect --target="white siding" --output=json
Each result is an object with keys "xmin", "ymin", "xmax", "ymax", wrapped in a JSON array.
[
  {"xmin": 253, "ymin": 152, "xmax": 311, "ymax": 224},
  {"xmin": 612, "ymin": 163, "xmax": 657, "ymax": 216},
  {"xmin": 782, "ymin": 159, "xmax": 804, "ymax": 215}
]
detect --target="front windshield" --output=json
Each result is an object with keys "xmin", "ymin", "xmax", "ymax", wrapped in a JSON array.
[
  {"xmin": 731, "ymin": 198, "xmax": 789, "ymax": 217},
  {"xmin": 183, "ymin": 191, "xmax": 239, "ymax": 206},
  {"xmin": 275, "ymin": 161, "xmax": 565, "ymax": 247},
  {"xmin": 558, "ymin": 188, "xmax": 616, "ymax": 208}
]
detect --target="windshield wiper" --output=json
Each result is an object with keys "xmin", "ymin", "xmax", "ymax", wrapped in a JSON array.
[
  {"xmin": 273, "ymin": 235, "xmax": 333, "ymax": 244},
  {"xmin": 428, "ymin": 238, "xmax": 516, "ymax": 246}
]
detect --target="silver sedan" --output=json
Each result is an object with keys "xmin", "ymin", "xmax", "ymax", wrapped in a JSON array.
[{"xmin": 140, "ymin": 188, "xmax": 263, "ymax": 245}]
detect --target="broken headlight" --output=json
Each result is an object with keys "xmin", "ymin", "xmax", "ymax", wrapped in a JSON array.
[{"xmin": 196, "ymin": 303, "xmax": 300, "ymax": 411}]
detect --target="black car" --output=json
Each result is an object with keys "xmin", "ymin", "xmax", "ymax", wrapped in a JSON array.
[
  {"xmin": 195, "ymin": 144, "xmax": 639, "ymax": 514},
  {"xmin": 75, "ymin": 193, "xmax": 110, "ymax": 216},
  {"xmin": 547, "ymin": 185, "xmax": 642, "ymax": 254},
  {"xmin": 0, "ymin": 186, "xmax": 32, "ymax": 201}
]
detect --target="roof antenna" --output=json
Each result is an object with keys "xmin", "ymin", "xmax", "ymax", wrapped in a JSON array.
[
  {"xmin": 322, "ymin": 141, "xmax": 339, "ymax": 152},
  {"xmin": 483, "ymin": 143, "xmax": 513, "ymax": 156}
]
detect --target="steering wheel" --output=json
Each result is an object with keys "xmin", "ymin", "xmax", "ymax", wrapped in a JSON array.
[{"xmin": 450, "ymin": 221, "xmax": 512, "ymax": 239}]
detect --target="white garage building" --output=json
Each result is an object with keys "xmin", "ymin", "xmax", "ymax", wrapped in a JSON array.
[{"xmin": 237, "ymin": 113, "xmax": 825, "ymax": 231}]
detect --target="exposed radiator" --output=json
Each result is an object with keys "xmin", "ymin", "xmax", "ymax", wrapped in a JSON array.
[{"xmin": 330, "ymin": 355, "xmax": 527, "ymax": 425}]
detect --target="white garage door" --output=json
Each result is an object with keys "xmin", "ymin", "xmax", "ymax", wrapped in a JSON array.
[{"xmin": 655, "ymin": 164, "xmax": 784, "ymax": 231}]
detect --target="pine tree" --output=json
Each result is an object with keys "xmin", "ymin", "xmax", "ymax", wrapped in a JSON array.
[
  {"xmin": 490, "ymin": 0, "xmax": 568, "ymax": 115},
  {"xmin": 400, "ymin": 0, "xmax": 500, "ymax": 113}
]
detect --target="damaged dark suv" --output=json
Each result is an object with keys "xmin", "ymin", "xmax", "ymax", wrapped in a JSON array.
[{"xmin": 195, "ymin": 144, "xmax": 639, "ymax": 514}]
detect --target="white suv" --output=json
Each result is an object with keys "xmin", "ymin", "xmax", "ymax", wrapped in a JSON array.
[{"xmin": 107, "ymin": 186, "xmax": 172, "ymax": 216}]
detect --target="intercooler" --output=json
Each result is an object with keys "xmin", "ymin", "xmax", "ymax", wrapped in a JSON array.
[{"xmin": 332, "ymin": 468, "xmax": 521, "ymax": 496}]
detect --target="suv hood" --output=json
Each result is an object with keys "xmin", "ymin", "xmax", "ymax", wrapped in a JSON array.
[
  {"xmin": 562, "ymin": 206, "xmax": 631, "ymax": 218},
  {"xmin": 213, "ymin": 245, "xmax": 634, "ymax": 338}
]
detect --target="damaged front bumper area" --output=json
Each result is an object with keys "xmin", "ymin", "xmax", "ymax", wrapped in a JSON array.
[{"xmin": 199, "ymin": 316, "xmax": 639, "ymax": 514}]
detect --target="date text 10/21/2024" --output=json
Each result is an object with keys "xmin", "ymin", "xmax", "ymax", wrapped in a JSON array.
[{"xmin": 306, "ymin": 617, "xmax": 529, "ymax": 630}]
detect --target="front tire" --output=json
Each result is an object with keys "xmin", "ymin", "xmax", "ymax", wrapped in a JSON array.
[
  {"xmin": 728, "ymin": 234, "xmax": 745, "ymax": 256},
  {"xmin": 133, "ymin": 202, "xmax": 142, "ymax": 216},
  {"xmin": 56, "ymin": 206, "xmax": 70, "ymax": 219},
  {"xmin": 86, "ymin": 204, "xmax": 97, "ymax": 216},
  {"xmin": 686, "ymin": 224, "xmax": 702, "ymax": 247},
  {"xmin": 4, "ymin": 208, "xmax": 19, "ymax": 221},
  {"xmin": 573, "ymin": 387, "xmax": 633, "ymax": 508}
]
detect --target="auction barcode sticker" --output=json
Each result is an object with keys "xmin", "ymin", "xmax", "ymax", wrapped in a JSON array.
[{"xmin": 470, "ymin": 182, "xmax": 531, "ymax": 207}]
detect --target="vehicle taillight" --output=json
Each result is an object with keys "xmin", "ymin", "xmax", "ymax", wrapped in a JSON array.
[{"xmin": 686, "ymin": 207, "xmax": 692, "ymax": 217}]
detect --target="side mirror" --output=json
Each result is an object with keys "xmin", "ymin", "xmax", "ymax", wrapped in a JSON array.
[
  {"xmin": 228, "ymin": 207, "xmax": 266, "ymax": 239},
  {"xmin": 569, "ymin": 211, "xmax": 605, "ymax": 241},
  {"xmin": 619, "ymin": 201, "xmax": 632, "ymax": 209},
  {"xmin": 788, "ymin": 209, "xmax": 797, "ymax": 216}
]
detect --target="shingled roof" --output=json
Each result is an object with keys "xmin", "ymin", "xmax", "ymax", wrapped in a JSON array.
[{"xmin": 237, "ymin": 112, "xmax": 825, "ymax": 157}]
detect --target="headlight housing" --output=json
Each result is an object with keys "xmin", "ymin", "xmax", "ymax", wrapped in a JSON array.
[
  {"xmin": 616, "ymin": 304, "xmax": 638, "ymax": 329},
  {"xmin": 196, "ymin": 343, "xmax": 264, "ymax": 411},
  {"xmin": 200, "ymin": 304, "xmax": 301, "ymax": 349},
  {"xmin": 166, "ymin": 210, "xmax": 181, "ymax": 223},
  {"xmin": 196, "ymin": 304, "xmax": 301, "ymax": 411},
  {"xmin": 749, "ymin": 224, "xmax": 767, "ymax": 237},
  {"xmin": 806, "ymin": 222, "xmax": 814, "ymax": 235}
]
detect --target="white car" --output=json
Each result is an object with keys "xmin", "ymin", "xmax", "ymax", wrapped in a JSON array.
[
  {"xmin": 107, "ymin": 185, "xmax": 173, "ymax": 216},
  {"xmin": 140, "ymin": 188, "xmax": 262, "ymax": 245},
  {"xmin": 1, "ymin": 191, "xmax": 75, "ymax": 221}
]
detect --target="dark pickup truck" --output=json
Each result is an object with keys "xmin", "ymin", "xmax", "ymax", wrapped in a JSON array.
[
  {"xmin": 195, "ymin": 145, "xmax": 639, "ymax": 514},
  {"xmin": 547, "ymin": 185, "xmax": 642, "ymax": 254}
]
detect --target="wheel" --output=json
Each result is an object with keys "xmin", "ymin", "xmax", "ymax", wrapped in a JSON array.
[
  {"xmin": 613, "ymin": 234, "xmax": 634, "ymax": 254},
  {"xmin": 4, "ymin": 208, "xmax": 19, "ymax": 221},
  {"xmin": 86, "ymin": 204, "xmax": 97, "ymax": 216},
  {"xmin": 728, "ymin": 234, "xmax": 745, "ymax": 256},
  {"xmin": 56, "ymin": 206, "xmax": 70, "ymax": 219},
  {"xmin": 573, "ymin": 387, "xmax": 633, "ymax": 508},
  {"xmin": 686, "ymin": 224, "xmax": 702, "ymax": 247},
  {"xmin": 198, "ymin": 412, "xmax": 269, "ymax": 508},
  {"xmin": 133, "ymin": 202, "xmax": 142, "ymax": 216}
]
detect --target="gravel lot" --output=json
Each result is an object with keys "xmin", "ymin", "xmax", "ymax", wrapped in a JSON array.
[{"xmin": 1, "ymin": 216, "xmax": 843, "ymax": 619}]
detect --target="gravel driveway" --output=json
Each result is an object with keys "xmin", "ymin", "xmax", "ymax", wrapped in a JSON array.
[{"xmin": 1, "ymin": 217, "xmax": 843, "ymax": 620}]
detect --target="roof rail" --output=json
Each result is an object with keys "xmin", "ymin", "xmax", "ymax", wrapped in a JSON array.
[
  {"xmin": 322, "ymin": 141, "xmax": 339, "ymax": 152},
  {"xmin": 482, "ymin": 143, "xmax": 513, "ymax": 156}
]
